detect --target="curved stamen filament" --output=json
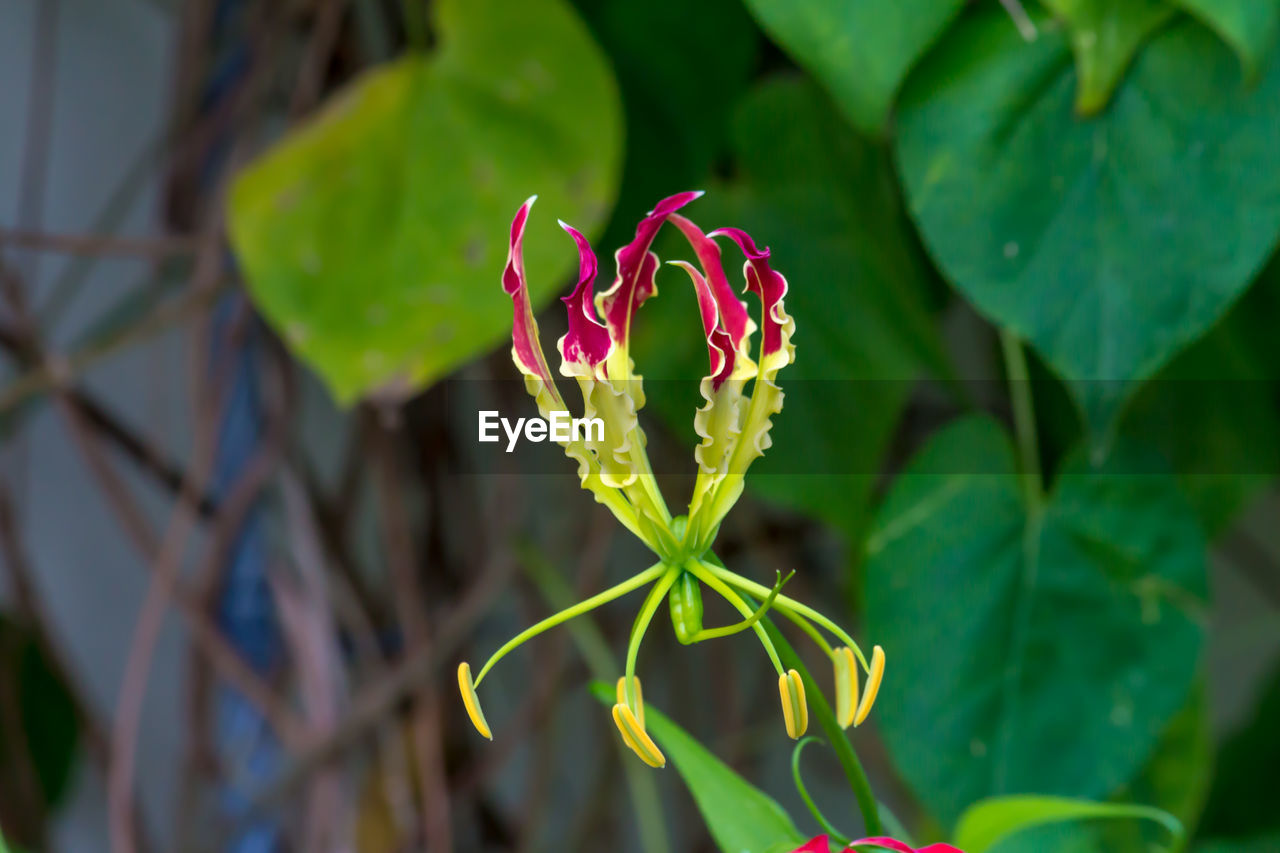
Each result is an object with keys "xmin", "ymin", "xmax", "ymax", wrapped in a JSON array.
[
  {"xmin": 683, "ymin": 569, "xmax": 794, "ymax": 643},
  {"xmin": 701, "ymin": 561, "xmax": 868, "ymax": 669},
  {"xmin": 686, "ymin": 560, "xmax": 783, "ymax": 675},
  {"xmin": 623, "ymin": 566, "xmax": 681, "ymax": 710},
  {"xmin": 474, "ymin": 562, "xmax": 666, "ymax": 687},
  {"xmin": 775, "ymin": 603, "xmax": 836, "ymax": 657}
]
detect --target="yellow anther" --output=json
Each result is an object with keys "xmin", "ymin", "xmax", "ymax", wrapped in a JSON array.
[
  {"xmin": 612, "ymin": 702, "xmax": 666, "ymax": 767},
  {"xmin": 616, "ymin": 676, "xmax": 645, "ymax": 730},
  {"xmin": 778, "ymin": 668, "xmax": 808, "ymax": 739},
  {"xmin": 834, "ymin": 646, "xmax": 858, "ymax": 729},
  {"xmin": 854, "ymin": 644, "xmax": 885, "ymax": 727},
  {"xmin": 457, "ymin": 662, "xmax": 492, "ymax": 740}
]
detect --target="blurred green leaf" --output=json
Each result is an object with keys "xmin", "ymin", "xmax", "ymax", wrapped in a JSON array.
[
  {"xmin": 985, "ymin": 687, "xmax": 1210, "ymax": 853},
  {"xmin": 0, "ymin": 615, "xmax": 80, "ymax": 814},
  {"xmin": 637, "ymin": 76, "xmax": 945, "ymax": 537},
  {"xmin": 1120, "ymin": 267, "xmax": 1280, "ymax": 534},
  {"xmin": 953, "ymin": 794, "xmax": 1182, "ymax": 853},
  {"xmin": 229, "ymin": 0, "xmax": 622, "ymax": 403},
  {"xmin": 571, "ymin": 0, "xmax": 758, "ymax": 252},
  {"xmin": 1041, "ymin": 0, "xmax": 1175, "ymax": 113},
  {"xmin": 1171, "ymin": 0, "xmax": 1280, "ymax": 76},
  {"xmin": 1200, "ymin": 658, "xmax": 1280, "ymax": 838},
  {"xmin": 863, "ymin": 416, "xmax": 1207, "ymax": 825},
  {"xmin": 740, "ymin": 0, "xmax": 966, "ymax": 134},
  {"xmin": 895, "ymin": 10, "xmax": 1280, "ymax": 434},
  {"xmin": 1196, "ymin": 836, "xmax": 1280, "ymax": 853},
  {"xmin": 1108, "ymin": 686, "xmax": 1212, "ymax": 846},
  {"xmin": 588, "ymin": 681, "xmax": 805, "ymax": 853}
]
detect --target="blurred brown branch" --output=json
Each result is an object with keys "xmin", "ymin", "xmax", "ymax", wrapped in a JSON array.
[{"xmin": 0, "ymin": 229, "xmax": 198, "ymax": 259}]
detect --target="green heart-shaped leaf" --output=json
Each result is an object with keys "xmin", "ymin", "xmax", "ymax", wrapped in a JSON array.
[
  {"xmin": 1119, "ymin": 266, "xmax": 1280, "ymax": 533},
  {"xmin": 1172, "ymin": 0, "xmax": 1280, "ymax": 76},
  {"xmin": 895, "ymin": 10, "xmax": 1280, "ymax": 433},
  {"xmin": 989, "ymin": 687, "xmax": 1210, "ymax": 852},
  {"xmin": 863, "ymin": 416, "xmax": 1207, "ymax": 825},
  {"xmin": 1041, "ymin": 0, "xmax": 1176, "ymax": 114},
  {"xmin": 229, "ymin": 0, "xmax": 622, "ymax": 403},
  {"xmin": 740, "ymin": 0, "xmax": 966, "ymax": 134}
]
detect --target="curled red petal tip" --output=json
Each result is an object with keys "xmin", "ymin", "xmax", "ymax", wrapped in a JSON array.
[
  {"xmin": 597, "ymin": 191, "xmax": 705, "ymax": 348},
  {"xmin": 668, "ymin": 260, "xmax": 735, "ymax": 390},
  {"xmin": 669, "ymin": 214, "xmax": 753, "ymax": 357},
  {"xmin": 712, "ymin": 226, "xmax": 791, "ymax": 362},
  {"xmin": 557, "ymin": 221, "xmax": 612, "ymax": 372},
  {"xmin": 503, "ymin": 198, "xmax": 559, "ymax": 392}
]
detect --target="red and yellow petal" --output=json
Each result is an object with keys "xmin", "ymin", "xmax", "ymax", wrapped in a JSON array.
[
  {"xmin": 595, "ymin": 191, "xmax": 703, "ymax": 359},
  {"xmin": 556, "ymin": 220, "xmax": 613, "ymax": 378},
  {"xmin": 502, "ymin": 197, "xmax": 565, "ymax": 415},
  {"xmin": 669, "ymin": 213, "xmax": 755, "ymax": 362},
  {"xmin": 711, "ymin": 226, "xmax": 795, "ymax": 377}
]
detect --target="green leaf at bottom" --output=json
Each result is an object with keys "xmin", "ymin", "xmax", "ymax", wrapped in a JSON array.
[
  {"xmin": 952, "ymin": 794, "xmax": 1182, "ymax": 853},
  {"xmin": 589, "ymin": 682, "xmax": 805, "ymax": 853}
]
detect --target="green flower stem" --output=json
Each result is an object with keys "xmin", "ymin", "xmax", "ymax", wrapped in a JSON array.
[
  {"xmin": 522, "ymin": 552, "xmax": 670, "ymax": 853},
  {"xmin": 998, "ymin": 328, "xmax": 1044, "ymax": 510},
  {"xmin": 684, "ymin": 570, "xmax": 793, "ymax": 643},
  {"xmin": 702, "ymin": 561, "xmax": 867, "ymax": 669},
  {"xmin": 474, "ymin": 563, "xmax": 666, "ymax": 687},
  {"xmin": 793, "ymin": 737, "xmax": 854, "ymax": 844},
  {"xmin": 623, "ymin": 565, "xmax": 681, "ymax": 709},
  {"xmin": 686, "ymin": 560, "xmax": 783, "ymax": 675},
  {"xmin": 774, "ymin": 602, "xmax": 836, "ymax": 657}
]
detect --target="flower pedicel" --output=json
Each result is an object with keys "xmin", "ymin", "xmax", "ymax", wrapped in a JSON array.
[{"xmin": 458, "ymin": 192, "xmax": 885, "ymax": 766}]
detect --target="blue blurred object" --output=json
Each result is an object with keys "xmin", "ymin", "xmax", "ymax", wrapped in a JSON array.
[
  {"xmin": 201, "ymin": 1, "xmax": 285, "ymax": 849},
  {"xmin": 209, "ymin": 295, "xmax": 283, "ymax": 853}
]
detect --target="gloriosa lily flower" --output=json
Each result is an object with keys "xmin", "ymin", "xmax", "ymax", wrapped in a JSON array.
[
  {"xmin": 792, "ymin": 835, "xmax": 963, "ymax": 853},
  {"xmin": 457, "ymin": 192, "xmax": 885, "ymax": 767}
]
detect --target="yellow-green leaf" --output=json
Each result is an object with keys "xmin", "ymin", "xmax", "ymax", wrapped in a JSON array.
[{"xmin": 228, "ymin": 0, "xmax": 622, "ymax": 402}]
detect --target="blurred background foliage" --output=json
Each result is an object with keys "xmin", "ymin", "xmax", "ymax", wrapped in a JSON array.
[{"xmin": 2, "ymin": 0, "xmax": 1280, "ymax": 851}]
